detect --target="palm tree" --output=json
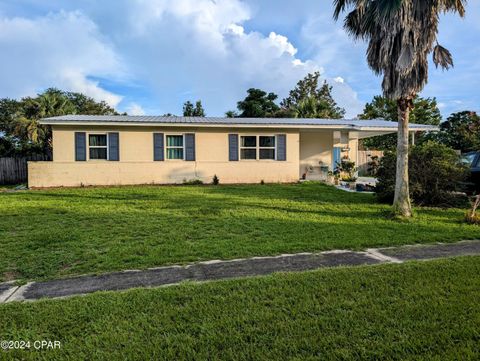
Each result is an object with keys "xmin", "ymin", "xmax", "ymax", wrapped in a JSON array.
[
  {"xmin": 334, "ymin": 0, "xmax": 466, "ymax": 217},
  {"xmin": 13, "ymin": 89, "xmax": 74, "ymax": 152},
  {"xmin": 294, "ymin": 97, "xmax": 320, "ymax": 118},
  {"xmin": 13, "ymin": 116, "xmax": 47, "ymax": 144}
]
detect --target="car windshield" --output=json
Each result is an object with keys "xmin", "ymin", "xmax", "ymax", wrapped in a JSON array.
[{"xmin": 461, "ymin": 153, "xmax": 476, "ymax": 165}]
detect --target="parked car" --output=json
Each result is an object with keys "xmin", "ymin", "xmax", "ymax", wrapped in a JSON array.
[{"xmin": 461, "ymin": 151, "xmax": 480, "ymax": 194}]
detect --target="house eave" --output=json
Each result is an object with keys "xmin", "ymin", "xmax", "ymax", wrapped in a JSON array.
[{"xmin": 39, "ymin": 120, "xmax": 438, "ymax": 133}]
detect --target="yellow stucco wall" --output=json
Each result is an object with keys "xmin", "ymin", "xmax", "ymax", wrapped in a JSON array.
[
  {"xmin": 29, "ymin": 126, "xmax": 301, "ymax": 187},
  {"xmin": 299, "ymin": 131, "xmax": 360, "ymax": 179},
  {"xmin": 299, "ymin": 131, "xmax": 334, "ymax": 177}
]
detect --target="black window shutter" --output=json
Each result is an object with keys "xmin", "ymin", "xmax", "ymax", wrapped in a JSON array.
[
  {"xmin": 153, "ymin": 133, "xmax": 164, "ymax": 161},
  {"xmin": 185, "ymin": 133, "xmax": 196, "ymax": 161},
  {"xmin": 108, "ymin": 132, "xmax": 119, "ymax": 161},
  {"xmin": 228, "ymin": 134, "xmax": 239, "ymax": 161},
  {"xmin": 276, "ymin": 134, "xmax": 286, "ymax": 161},
  {"xmin": 75, "ymin": 132, "xmax": 86, "ymax": 161}
]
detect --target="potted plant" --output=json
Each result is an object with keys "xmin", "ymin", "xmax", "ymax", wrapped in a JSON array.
[
  {"xmin": 341, "ymin": 174, "xmax": 358, "ymax": 190},
  {"xmin": 337, "ymin": 160, "xmax": 358, "ymax": 190},
  {"xmin": 327, "ymin": 171, "xmax": 335, "ymax": 184},
  {"xmin": 332, "ymin": 165, "xmax": 342, "ymax": 185}
]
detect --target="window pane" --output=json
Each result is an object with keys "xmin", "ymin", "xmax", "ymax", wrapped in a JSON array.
[
  {"xmin": 89, "ymin": 134, "xmax": 107, "ymax": 146},
  {"xmin": 241, "ymin": 136, "xmax": 256, "ymax": 147},
  {"xmin": 240, "ymin": 148, "xmax": 256, "ymax": 160},
  {"xmin": 167, "ymin": 135, "xmax": 183, "ymax": 147},
  {"xmin": 259, "ymin": 149, "xmax": 275, "ymax": 160},
  {"xmin": 167, "ymin": 148, "xmax": 184, "ymax": 159},
  {"xmin": 89, "ymin": 147, "xmax": 107, "ymax": 160},
  {"xmin": 259, "ymin": 136, "xmax": 275, "ymax": 147}
]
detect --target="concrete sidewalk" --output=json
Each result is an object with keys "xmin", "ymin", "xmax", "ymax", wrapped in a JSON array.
[{"xmin": 1, "ymin": 240, "xmax": 479, "ymax": 303}]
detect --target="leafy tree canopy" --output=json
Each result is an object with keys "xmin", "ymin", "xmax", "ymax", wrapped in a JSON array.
[
  {"xmin": 0, "ymin": 88, "xmax": 119, "ymax": 157},
  {"xmin": 237, "ymin": 88, "xmax": 279, "ymax": 118},
  {"xmin": 375, "ymin": 141, "xmax": 469, "ymax": 207},
  {"xmin": 183, "ymin": 100, "xmax": 205, "ymax": 117},
  {"xmin": 359, "ymin": 95, "xmax": 442, "ymax": 150},
  {"xmin": 225, "ymin": 110, "xmax": 238, "ymax": 118},
  {"xmin": 434, "ymin": 111, "xmax": 480, "ymax": 153},
  {"xmin": 280, "ymin": 72, "xmax": 345, "ymax": 119}
]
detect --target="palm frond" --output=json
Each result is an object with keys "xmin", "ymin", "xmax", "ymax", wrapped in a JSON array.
[
  {"xmin": 396, "ymin": 44, "xmax": 414, "ymax": 74},
  {"xmin": 333, "ymin": 0, "xmax": 464, "ymax": 98},
  {"xmin": 439, "ymin": 0, "xmax": 466, "ymax": 16},
  {"xmin": 433, "ymin": 44, "xmax": 454, "ymax": 69},
  {"xmin": 344, "ymin": 9, "xmax": 364, "ymax": 38},
  {"xmin": 333, "ymin": 0, "xmax": 366, "ymax": 20},
  {"xmin": 374, "ymin": 0, "xmax": 403, "ymax": 19}
]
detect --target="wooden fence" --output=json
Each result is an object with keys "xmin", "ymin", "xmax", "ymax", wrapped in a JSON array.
[
  {"xmin": 358, "ymin": 150, "xmax": 384, "ymax": 176},
  {"xmin": 0, "ymin": 155, "xmax": 50, "ymax": 185}
]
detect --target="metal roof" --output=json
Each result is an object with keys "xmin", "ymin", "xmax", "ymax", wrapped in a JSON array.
[{"xmin": 40, "ymin": 115, "xmax": 438, "ymax": 131}]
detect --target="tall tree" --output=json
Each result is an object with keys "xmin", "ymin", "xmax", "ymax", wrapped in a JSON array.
[
  {"xmin": 0, "ymin": 88, "xmax": 119, "ymax": 157},
  {"xmin": 281, "ymin": 72, "xmax": 345, "ymax": 118},
  {"xmin": 225, "ymin": 110, "xmax": 238, "ymax": 118},
  {"xmin": 183, "ymin": 100, "xmax": 206, "ymax": 116},
  {"xmin": 183, "ymin": 101, "xmax": 194, "ymax": 116},
  {"xmin": 434, "ymin": 111, "xmax": 480, "ymax": 152},
  {"xmin": 237, "ymin": 88, "xmax": 279, "ymax": 117},
  {"xmin": 360, "ymin": 95, "xmax": 442, "ymax": 150},
  {"xmin": 334, "ymin": 0, "xmax": 465, "ymax": 217},
  {"xmin": 193, "ymin": 101, "xmax": 206, "ymax": 117}
]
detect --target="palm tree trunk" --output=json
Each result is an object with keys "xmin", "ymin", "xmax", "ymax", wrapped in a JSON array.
[{"xmin": 393, "ymin": 97, "xmax": 413, "ymax": 217}]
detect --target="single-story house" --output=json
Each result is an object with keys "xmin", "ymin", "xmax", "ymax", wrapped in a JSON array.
[{"xmin": 28, "ymin": 115, "xmax": 436, "ymax": 187}]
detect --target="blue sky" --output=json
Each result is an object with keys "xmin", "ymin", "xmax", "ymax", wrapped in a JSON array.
[{"xmin": 0, "ymin": 0, "xmax": 478, "ymax": 119}]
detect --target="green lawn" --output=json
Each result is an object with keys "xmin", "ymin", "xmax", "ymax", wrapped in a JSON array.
[
  {"xmin": 0, "ymin": 183, "xmax": 478, "ymax": 281},
  {"xmin": 0, "ymin": 257, "xmax": 479, "ymax": 360}
]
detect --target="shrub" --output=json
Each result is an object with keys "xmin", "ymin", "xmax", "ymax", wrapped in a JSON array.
[
  {"xmin": 182, "ymin": 179, "xmax": 204, "ymax": 185},
  {"xmin": 375, "ymin": 142, "xmax": 469, "ymax": 207},
  {"xmin": 336, "ymin": 160, "xmax": 357, "ymax": 182},
  {"xmin": 212, "ymin": 175, "xmax": 219, "ymax": 185},
  {"xmin": 367, "ymin": 155, "xmax": 380, "ymax": 177}
]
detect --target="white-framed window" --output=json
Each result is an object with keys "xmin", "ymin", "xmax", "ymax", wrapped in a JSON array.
[
  {"xmin": 88, "ymin": 134, "xmax": 108, "ymax": 160},
  {"xmin": 166, "ymin": 134, "xmax": 184, "ymax": 160},
  {"xmin": 259, "ymin": 136, "xmax": 275, "ymax": 160},
  {"xmin": 240, "ymin": 135, "xmax": 257, "ymax": 160},
  {"xmin": 240, "ymin": 135, "xmax": 276, "ymax": 160}
]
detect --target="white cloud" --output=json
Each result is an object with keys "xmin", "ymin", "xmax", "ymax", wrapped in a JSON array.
[
  {"xmin": 299, "ymin": 14, "xmax": 374, "ymax": 117},
  {"xmin": 99, "ymin": 0, "xmax": 324, "ymax": 114},
  {"xmin": 328, "ymin": 77, "xmax": 364, "ymax": 118},
  {"xmin": 227, "ymin": 23, "xmax": 245, "ymax": 36},
  {"xmin": 0, "ymin": 11, "xmax": 124, "ymax": 106},
  {"xmin": 125, "ymin": 102, "xmax": 145, "ymax": 115},
  {"xmin": 268, "ymin": 32, "xmax": 297, "ymax": 56},
  {"xmin": 0, "ymin": 0, "xmax": 370, "ymax": 117}
]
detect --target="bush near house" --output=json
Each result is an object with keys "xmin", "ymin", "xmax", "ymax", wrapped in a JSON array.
[{"xmin": 375, "ymin": 142, "xmax": 469, "ymax": 207}]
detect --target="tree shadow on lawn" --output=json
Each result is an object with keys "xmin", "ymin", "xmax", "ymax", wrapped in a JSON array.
[
  {"xmin": 4, "ymin": 192, "xmax": 386, "ymax": 222},
  {"xmin": 203, "ymin": 183, "xmax": 376, "ymax": 205},
  {"xmin": 1, "ymin": 200, "xmax": 476, "ymax": 281},
  {"xmin": 10, "ymin": 183, "xmax": 375, "ymax": 206}
]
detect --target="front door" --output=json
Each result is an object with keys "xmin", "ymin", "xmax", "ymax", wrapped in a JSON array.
[{"xmin": 332, "ymin": 147, "xmax": 342, "ymax": 171}]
